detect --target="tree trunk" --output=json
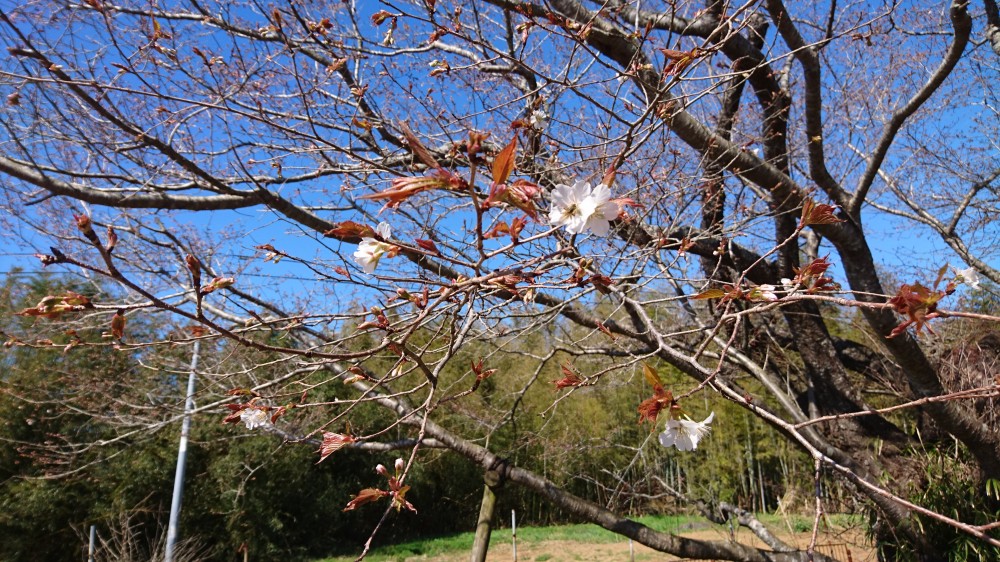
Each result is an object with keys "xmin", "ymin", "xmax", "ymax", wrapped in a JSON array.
[{"xmin": 470, "ymin": 471, "xmax": 502, "ymax": 562}]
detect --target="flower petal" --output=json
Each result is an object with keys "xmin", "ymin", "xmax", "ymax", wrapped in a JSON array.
[{"xmin": 658, "ymin": 429, "xmax": 677, "ymax": 448}]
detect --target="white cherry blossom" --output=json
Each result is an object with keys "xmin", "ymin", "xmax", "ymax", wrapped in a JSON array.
[
  {"xmin": 528, "ymin": 109, "xmax": 547, "ymax": 129},
  {"xmin": 582, "ymin": 184, "xmax": 621, "ymax": 236},
  {"xmin": 754, "ymin": 284, "xmax": 778, "ymax": 302},
  {"xmin": 658, "ymin": 412, "xmax": 714, "ymax": 451},
  {"xmin": 549, "ymin": 181, "xmax": 620, "ymax": 235},
  {"xmin": 954, "ymin": 266, "xmax": 981, "ymax": 290},
  {"xmin": 549, "ymin": 181, "xmax": 593, "ymax": 234},
  {"xmin": 353, "ymin": 222, "xmax": 393, "ymax": 274},
  {"xmin": 240, "ymin": 408, "xmax": 270, "ymax": 430}
]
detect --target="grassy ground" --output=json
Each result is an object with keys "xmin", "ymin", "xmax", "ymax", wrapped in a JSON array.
[{"xmin": 316, "ymin": 514, "xmax": 870, "ymax": 562}]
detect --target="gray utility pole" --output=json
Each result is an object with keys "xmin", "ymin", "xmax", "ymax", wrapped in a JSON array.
[{"xmin": 164, "ymin": 340, "xmax": 200, "ymax": 562}]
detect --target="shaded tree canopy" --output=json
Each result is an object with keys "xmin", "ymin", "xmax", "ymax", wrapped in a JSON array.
[{"xmin": 1, "ymin": 0, "xmax": 999, "ymax": 560}]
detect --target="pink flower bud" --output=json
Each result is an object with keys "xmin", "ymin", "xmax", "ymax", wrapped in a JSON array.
[
  {"xmin": 375, "ymin": 464, "xmax": 389, "ymax": 477},
  {"xmin": 394, "ymin": 458, "xmax": 405, "ymax": 473}
]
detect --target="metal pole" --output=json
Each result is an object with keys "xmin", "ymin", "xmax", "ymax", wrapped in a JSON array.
[
  {"xmin": 165, "ymin": 340, "xmax": 200, "ymax": 562},
  {"xmin": 88, "ymin": 524, "xmax": 96, "ymax": 562},
  {"xmin": 511, "ymin": 509, "xmax": 517, "ymax": 562}
]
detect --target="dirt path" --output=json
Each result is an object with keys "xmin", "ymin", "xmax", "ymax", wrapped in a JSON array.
[{"xmin": 411, "ymin": 527, "xmax": 875, "ymax": 562}]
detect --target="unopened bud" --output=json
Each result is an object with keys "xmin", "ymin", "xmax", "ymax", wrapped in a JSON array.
[{"xmin": 75, "ymin": 213, "xmax": 93, "ymax": 233}]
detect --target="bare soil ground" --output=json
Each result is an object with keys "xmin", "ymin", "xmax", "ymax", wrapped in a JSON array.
[{"xmin": 411, "ymin": 526, "xmax": 875, "ymax": 562}]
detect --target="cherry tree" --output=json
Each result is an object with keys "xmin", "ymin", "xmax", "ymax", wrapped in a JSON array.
[{"xmin": 2, "ymin": 0, "xmax": 999, "ymax": 560}]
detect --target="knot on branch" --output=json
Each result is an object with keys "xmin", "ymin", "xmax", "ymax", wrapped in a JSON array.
[{"xmin": 485, "ymin": 457, "xmax": 511, "ymax": 488}]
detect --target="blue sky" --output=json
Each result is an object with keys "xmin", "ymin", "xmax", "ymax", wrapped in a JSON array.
[{"xmin": 1, "ymin": 0, "xmax": 996, "ymax": 308}]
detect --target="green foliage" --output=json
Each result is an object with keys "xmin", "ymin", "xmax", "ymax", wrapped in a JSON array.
[
  {"xmin": 0, "ymin": 273, "xmax": 161, "ymax": 561},
  {"xmin": 875, "ymin": 446, "xmax": 1000, "ymax": 562},
  {"xmin": 0, "ymin": 273, "xmax": 496, "ymax": 560}
]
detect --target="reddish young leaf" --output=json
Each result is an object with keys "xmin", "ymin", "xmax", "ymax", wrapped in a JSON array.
[
  {"xmin": 484, "ymin": 180, "xmax": 541, "ymax": 220},
  {"xmin": 269, "ymin": 405, "xmax": 291, "ymax": 424},
  {"xmin": 589, "ymin": 274, "xmax": 614, "ymax": 295},
  {"xmin": 792, "ymin": 256, "xmax": 839, "ymax": 293},
  {"xmin": 615, "ymin": 196, "xmax": 640, "ymax": 210},
  {"xmin": 318, "ymin": 431, "xmax": 357, "ymax": 462},
  {"xmin": 343, "ymin": 365, "xmax": 370, "ymax": 384},
  {"xmin": 888, "ymin": 323, "xmax": 913, "ymax": 339},
  {"xmin": 415, "ymin": 238, "xmax": 441, "ymax": 255},
  {"xmin": 343, "ymin": 488, "xmax": 388, "ymax": 511},
  {"xmin": 932, "ymin": 263, "xmax": 949, "ymax": 290},
  {"xmin": 200, "ymin": 276, "xmax": 235, "ymax": 295},
  {"xmin": 691, "ymin": 288, "xmax": 726, "ymax": 300},
  {"xmin": 488, "ymin": 274, "xmax": 526, "ymax": 295},
  {"xmin": 595, "ymin": 321, "xmax": 617, "ymax": 341},
  {"xmin": 796, "ymin": 256, "xmax": 832, "ymax": 279},
  {"xmin": 637, "ymin": 391, "xmax": 673, "ymax": 425},
  {"xmin": 110, "ymin": 310, "xmax": 126, "ymax": 340},
  {"xmin": 222, "ymin": 403, "xmax": 247, "ymax": 424},
  {"xmin": 391, "ymin": 484, "xmax": 417, "ymax": 513},
  {"xmin": 553, "ymin": 362, "xmax": 583, "ymax": 389},
  {"xmin": 887, "ymin": 282, "xmax": 945, "ymax": 337},
  {"xmin": 508, "ymin": 216, "xmax": 528, "ymax": 242},
  {"xmin": 359, "ymin": 169, "xmax": 468, "ymax": 210},
  {"xmin": 642, "ymin": 362, "xmax": 663, "ymax": 390},
  {"xmin": 483, "ymin": 221, "xmax": 511, "ymax": 240},
  {"xmin": 399, "ymin": 121, "xmax": 440, "ymax": 169},
  {"xmin": 637, "ymin": 364, "xmax": 674, "ymax": 424},
  {"xmin": 799, "ymin": 199, "xmax": 845, "ymax": 228},
  {"xmin": 491, "ymin": 136, "xmax": 517, "ymax": 186},
  {"xmin": 222, "ymin": 411, "xmax": 243, "ymax": 424},
  {"xmin": 16, "ymin": 292, "xmax": 94, "ymax": 319},
  {"xmin": 323, "ymin": 221, "xmax": 376, "ymax": 242},
  {"xmin": 660, "ymin": 48, "xmax": 699, "ymax": 76},
  {"xmin": 471, "ymin": 359, "xmax": 497, "ymax": 385},
  {"xmin": 371, "ymin": 10, "xmax": 394, "ymax": 25}
]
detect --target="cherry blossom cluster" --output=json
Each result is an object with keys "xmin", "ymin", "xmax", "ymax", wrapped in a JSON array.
[{"xmin": 351, "ymin": 179, "xmax": 624, "ymax": 274}]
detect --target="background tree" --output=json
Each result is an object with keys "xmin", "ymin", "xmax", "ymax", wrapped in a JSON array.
[
  {"xmin": 0, "ymin": 273, "xmax": 492, "ymax": 561},
  {"xmin": 1, "ymin": 0, "xmax": 999, "ymax": 560}
]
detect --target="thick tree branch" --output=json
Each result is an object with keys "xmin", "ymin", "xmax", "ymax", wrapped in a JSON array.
[
  {"xmin": 413, "ymin": 415, "xmax": 836, "ymax": 562},
  {"xmin": 652, "ymin": 476, "xmax": 796, "ymax": 553},
  {"xmin": 764, "ymin": 0, "xmax": 848, "ymax": 207},
  {"xmin": 847, "ymin": 0, "xmax": 972, "ymax": 215},
  {"xmin": 985, "ymin": 0, "xmax": 1000, "ymax": 56},
  {"xmin": 0, "ymin": 155, "xmax": 254, "ymax": 210},
  {"xmin": 538, "ymin": 0, "xmax": 998, "ymax": 483}
]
